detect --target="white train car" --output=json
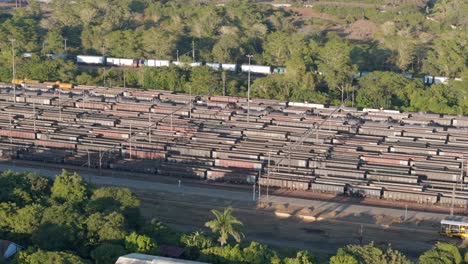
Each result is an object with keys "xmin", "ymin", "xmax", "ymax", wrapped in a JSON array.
[
  {"xmin": 221, "ymin": 63, "xmax": 238, "ymax": 72},
  {"xmin": 206, "ymin": 62, "xmax": 221, "ymax": 70},
  {"xmin": 241, "ymin": 64, "xmax": 272, "ymax": 75},
  {"xmin": 77, "ymin": 55, "xmax": 105, "ymax": 65},
  {"xmin": 145, "ymin": 59, "xmax": 170, "ymax": 67},
  {"xmin": 106, "ymin": 58, "xmax": 135, "ymax": 67}
]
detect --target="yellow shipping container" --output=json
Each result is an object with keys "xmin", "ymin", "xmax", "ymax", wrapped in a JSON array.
[
  {"xmin": 59, "ymin": 83, "xmax": 74, "ymax": 89},
  {"xmin": 11, "ymin": 79, "xmax": 24, "ymax": 85}
]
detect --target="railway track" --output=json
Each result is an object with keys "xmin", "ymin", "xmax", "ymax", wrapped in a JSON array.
[{"xmin": 3, "ymin": 159, "xmax": 467, "ymax": 216}]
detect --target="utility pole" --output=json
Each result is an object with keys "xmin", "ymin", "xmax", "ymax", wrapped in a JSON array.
[
  {"xmin": 192, "ymin": 40, "xmax": 195, "ymax": 62},
  {"xmin": 252, "ymin": 182, "xmax": 256, "ymax": 201},
  {"xmin": 177, "ymin": 49, "xmax": 179, "ymax": 62},
  {"xmin": 59, "ymin": 92, "xmax": 62, "ymax": 121},
  {"xmin": 8, "ymin": 112, "xmax": 12, "ymax": 144},
  {"xmin": 222, "ymin": 71, "xmax": 226, "ymax": 96},
  {"xmin": 148, "ymin": 113, "xmax": 152, "ymax": 144},
  {"xmin": 129, "ymin": 124, "xmax": 132, "ymax": 159},
  {"xmin": 450, "ymin": 156, "xmax": 464, "ymax": 217},
  {"xmin": 103, "ymin": 68, "xmax": 106, "ymax": 87},
  {"xmin": 33, "ymin": 102, "xmax": 36, "ymax": 132},
  {"xmin": 63, "ymin": 37, "xmax": 67, "ymax": 53},
  {"xmin": 123, "ymin": 69, "xmax": 126, "ymax": 89},
  {"xmin": 267, "ymin": 152, "xmax": 271, "ymax": 200},
  {"xmin": 246, "ymin": 54, "xmax": 253, "ymax": 123},
  {"xmin": 9, "ymin": 38, "xmax": 16, "ymax": 102},
  {"xmin": 189, "ymin": 85, "xmax": 192, "ymax": 120}
]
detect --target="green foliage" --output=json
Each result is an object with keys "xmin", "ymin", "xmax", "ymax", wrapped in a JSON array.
[
  {"xmin": 418, "ymin": 242, "xmax": 462, "ymax": 264},
  {"xmin": 88, "ymin": 187, "xmax": 140, "ymax": 213},
  {"xmin": 181, "ymin": 231, "xmax": 214, "ymax": 259},
  {"xmin": 205, "ymin": 207, "xmax": 244, "ymax": 246},
  {"xmin": 142, "ymin": 218, "xmax": 182, "ymax": 246},
  {"xmin": 284, "ymin": 250, "xmax": 314, "ymax": 264},
  {"xmin": 189, "ymin": 66, "xmax": 221, "ymax": 95},
  {"xmin": 0, "ymin": 171, "xmax": 50, "ymax": 206},
  {"xmin": 16, "ymin": 249, "xmax": 87, "ymax": 264},
  {"xmin": 91, "ymin": 243, "xmax": 127, "ymax": 264},
  {"xmin": 336, "ymin": 243, "xmax": 412, "ymax": 264},
  {"xmin": 198, "ymin": 241, "xmax": 282, "ymax": 264},
  {"xmin": 51, "ymin": 169, "xmax": 88, "ymax": 204},
  {"xmin": 9, "ymin": 203, "xmax": 44, "ymax": 235},
  {"xmin": 422, "ymin": 34, "xmax": 467, "ymax": 78},
  {"xmin": 318, "ymin": 37, "xmax": 357, "ymax": 103},
  {"xmin": 86, "ymin": 212, "xmax": 127, "ymax": 245},
  {"xmin": 330, "ymin": 253, "xmax": 358, "ymax": 264},
  {"xmin": 356, "ymin": 71, "xmax": 420, "ymax": 109},
  {"xmin": 125, "ymin": 232, "xmax": 157, "ymax": 254},
  {"xmin": 199, "ymin": 244, "xmax": 244, "ymax": 264}
]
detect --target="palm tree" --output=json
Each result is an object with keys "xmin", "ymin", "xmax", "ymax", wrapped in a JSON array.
[{"xmin": 205, "ymin": 207, "xmax": 244, "ymax": 246}]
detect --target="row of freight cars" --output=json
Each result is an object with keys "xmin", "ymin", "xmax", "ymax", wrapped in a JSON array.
[
  {"xmin": 1, "ymin": 84, "xmax": 468, "ymax": 207},
  {"xmin": 76, "ymin": 55, "xmax": 459, "ymax": 84},
  {"xmin": 76, "ymin": 55, "xmax": 283, "ymax": 75}
]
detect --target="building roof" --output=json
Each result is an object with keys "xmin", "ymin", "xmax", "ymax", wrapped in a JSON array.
[
  {"xmin": 115, "ymin": 253, "xmax": 209, "ymax": 264},
  {"xmin": 0, "ymin": 240, "xmax": 21, "ymax": 259}
]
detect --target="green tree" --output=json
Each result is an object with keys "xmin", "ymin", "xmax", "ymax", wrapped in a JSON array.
[
  {"xmin": 91, "ymin": 243, "xmax": 127, "ymax": 264},
  {"xmin": 284, "ymin": 250, "xmax": 314, "ymax": 264},
  {"xmin": 205, "ymin": 207, "xmax": 244, "ymax": 246},
  {"xmin": 88, "ymin": 187, "xmax": 140, "ymax": 213},
  {"xmin": 42, "ymin": 30, "xmax": 65, "ymax": 54},
  {"xmin": 242, "ymin": 241, "xmax": 280, "ymax": 264},
  {"xmin": 189, "ymin": 66, "xmax": 220, "ymax": 95},
  {"xmin": 330, "ymin": 253, "xmax": 358, "ymax": 264},
  {"xmin": 418, "ymin": 242, "xmax": 462, "ymax": 264},
  {"xmin": 125, "ymin": 232, "xmax": 157, "ymax": 254},
  {"xmin": 318, "ymin": 37, "xmax": 357, "ymax": 104},
  {"xmin": 422, "ymin": 35, "xmax": 467, "ymax": 78},
  {"xmin": 181, "ymin": 231, "xmax": 213, "ymax": 259},
  {"xmin": 336, "ymin": 243, "xmax": 411, "ymax": 264},
  {"xmin": 16, "ymin": 249, "xmax": 86, "ymax": 264},
  {"xmin": 356, "ymin": 71, "xmax": 419, "ymax": 109},
  {"xmin": 86, "ymin": 212, "xmax": 127, "ymax": 245},
  {"xmin": 9, "ymin": 203, "xmax": 44, "ymax": 235},
  {"xmin": 51, "ymin": 169, "xmax": 88, "ymax": 204}
]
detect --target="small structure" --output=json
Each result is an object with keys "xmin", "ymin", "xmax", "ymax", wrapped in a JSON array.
[
  {"xmin": 115, "ymin": 253, "xmax": 208, "ymax": 264},
  {"xmin": 0, "ymin": 240, "xmax": 21, "ymax": 259}
]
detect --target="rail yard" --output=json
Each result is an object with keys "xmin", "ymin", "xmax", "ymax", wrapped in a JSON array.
[{"xmin": 0, "ymin": 81, "xmax": 468, "ymax": 210}]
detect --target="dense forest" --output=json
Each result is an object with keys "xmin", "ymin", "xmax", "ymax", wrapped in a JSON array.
[
  {"xmin": 0, "ymin": 169, "xmax": 467, "ymax": 264},
  {"xmin": 0, "ymin": 0, "xmax": 466, "ymax": 114}
]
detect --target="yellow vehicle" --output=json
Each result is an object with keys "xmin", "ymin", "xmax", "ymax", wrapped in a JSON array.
[{"xmin": 440, "ymin": 220, "xmax": 468, "ymax": 239}]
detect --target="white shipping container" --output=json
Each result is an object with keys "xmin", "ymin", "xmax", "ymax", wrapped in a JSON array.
[
  {"xmin": 107, "ymin": 58, "xmax": 134, "ymax": 66},
  {"xmin": 288, "ymin": 102, "xmax": 325, "ymax": 109},
  {"xmin": 190, "ymin": 62, "xmax": 203, "ymax": 67},
  {"xmin": 77, "ymin": 55, "xmax": 105, "ymax": 65},
  {"xmin": 206, "ymin": 62, "xmax": 221, "ymax": 70},
  {"xmin": 434, "ymin": 76, "xmax": 449, "ymax": 84},
  {"xmin": 146, "ymin": 59, "xmax": 170, "ymax": 67},
  {"xmin": 172, "ymin": 61, "xmax": 183, "ymax": 67},
  {"xmin": 241, "ymin": 64, "xmax": 271, "ymax": 75},
  {"xmin": 221, "ymin": 64, "xmax": 237, "ymax": 72},
  {"xmin": 155, "ymin": 60, "xmax": 170, "ymax": 67},
  {"xmin": 424, "ymin": 75, "xmax": 434, "ymax": 84}
]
